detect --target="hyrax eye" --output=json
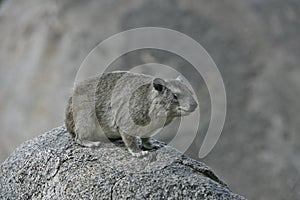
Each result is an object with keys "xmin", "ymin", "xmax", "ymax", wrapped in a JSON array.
[{"xmin": 173, "ymin": 93, "xmax": 178, "ymax": 100}]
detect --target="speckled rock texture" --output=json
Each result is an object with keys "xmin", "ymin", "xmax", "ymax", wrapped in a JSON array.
[{"xmin": 0, "ymin": 126, "xmax": 246, "ymax": 200}]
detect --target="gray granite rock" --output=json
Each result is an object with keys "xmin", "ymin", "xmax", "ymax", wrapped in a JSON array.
[{"xmin": 0, "ymin": 126, "xmax": 246, "ymax": 200}]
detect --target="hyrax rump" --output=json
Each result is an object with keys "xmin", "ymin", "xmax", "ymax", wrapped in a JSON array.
[{"xmin": 65, "ymin": 71, "xmax": 198, "ymax": 157}]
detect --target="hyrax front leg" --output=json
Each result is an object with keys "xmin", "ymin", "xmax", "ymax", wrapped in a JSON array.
[{"xmin": 120, "ymin": 132, "xmax": 148, "ymax": 157}]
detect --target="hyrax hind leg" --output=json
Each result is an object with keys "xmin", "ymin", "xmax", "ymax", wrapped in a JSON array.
[
  {"xmin": 74, "ymin": 116, "xmax": 102, "ymax": 148},
  {"xmin": 72, "ymin": 95, "xmax": 104, "ymax": 148}
]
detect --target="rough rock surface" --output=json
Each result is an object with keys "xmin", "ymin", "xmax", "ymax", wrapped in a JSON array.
[{"xmin": 0, "ymin": 126, "xmax": 246, "ymax": 200}]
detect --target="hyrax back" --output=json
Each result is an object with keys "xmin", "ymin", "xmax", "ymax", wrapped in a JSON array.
[{"xmin": 65, "ymin": 71, "xmax": 197, "ymax": 157}]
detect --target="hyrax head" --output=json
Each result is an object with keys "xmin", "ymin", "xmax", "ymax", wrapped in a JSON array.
[{"xmin": 152, "ymin": 76, "xmax": 198, "ymax": 117}]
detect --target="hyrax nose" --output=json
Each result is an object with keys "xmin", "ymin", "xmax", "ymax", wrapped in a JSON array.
[{"xmin": 189, "ymin": 101, "xmax": 198, "ymax": 111}]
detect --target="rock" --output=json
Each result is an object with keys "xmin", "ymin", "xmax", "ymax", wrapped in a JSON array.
[{"xmin": 0, "ymin": 126, "xmax": 246, "ymax": 200}]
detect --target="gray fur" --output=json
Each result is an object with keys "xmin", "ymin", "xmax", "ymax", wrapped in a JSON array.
[
  {"xmin": 129, "ymin": 83, "xmax": 152, "ymax": 126},
  {"xmin": 65, "ymin": 71, "xmax": 198, "ymax": 157}
]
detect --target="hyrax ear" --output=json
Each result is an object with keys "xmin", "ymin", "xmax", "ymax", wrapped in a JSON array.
[
  {"xmin": 153, "ymin": 78, "xmax": 166, "ymax": 92},
  {"xmin": 176, "ymin": 75, "xmax": 185, "ymax": 82}
]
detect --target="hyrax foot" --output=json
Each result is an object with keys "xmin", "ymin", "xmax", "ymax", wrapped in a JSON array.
[
  {"xmin": 76, "ymin": 139, "xmax": 102, "ymax": 148},
  {"xmin": 141, "ymin": 138, "xmax": 160, "ymax": 150},
  {"xmin": 128, "ymin": 149, "xmax": 149, "ymax": 158},
  {"xmin": 120, "ymin": 132, "xmax": 148, "ymax": 157}
]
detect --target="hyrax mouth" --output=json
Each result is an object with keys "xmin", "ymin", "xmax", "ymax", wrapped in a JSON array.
[
  {"xmin": 178, "ymin": 102, "xmax": 198, "ymax": 113},
  {"xmin": 177, "ymin": 107, "xmax": 195, "ymax": 115}
]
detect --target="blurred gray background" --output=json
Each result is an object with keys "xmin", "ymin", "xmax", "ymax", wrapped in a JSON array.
[{"xmin": 0, "ymin": 0, "xmax": 299, "ymax": 199}]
